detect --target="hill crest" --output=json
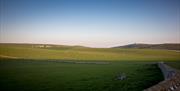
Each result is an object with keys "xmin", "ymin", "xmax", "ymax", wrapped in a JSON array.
[{"xmin": 113, "ymin": 43, "xmax": 180, "ymax": 50}]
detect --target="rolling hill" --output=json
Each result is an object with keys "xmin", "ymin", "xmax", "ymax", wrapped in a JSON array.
[
  {"xmin": 0, "ymin": 43, "xmax": 180, "ymax": 61},
  {"xmin": 113, "ymin": 43, "xmax": 180, "ymax": 50}
]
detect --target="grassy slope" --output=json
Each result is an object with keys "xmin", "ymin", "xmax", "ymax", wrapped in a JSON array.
[
  {"xmin": 0, "ymin": 44, "xmax": 180, "ymax": 61},
  {"xmin": 0, "ymin": 59, "xmax": 163, "ymax": 91}
]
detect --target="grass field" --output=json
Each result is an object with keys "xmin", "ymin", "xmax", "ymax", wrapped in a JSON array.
[
  {"xmin": 0, "ymin": 58, "xmax": 163, "ymax": 91},
  {"xmin": 0, "ymin": 43, "xmax": 179, "ymax": 91},
  {"xmin": 165, "ymin": 61, "xmax": 180, "ymax": 69},
  {"xmin": 0, "ymin": 44, "xmax": 180, "ymax": 61}
]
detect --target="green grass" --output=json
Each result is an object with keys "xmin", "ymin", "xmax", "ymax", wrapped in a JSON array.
[
  {"xmin": 165, "ymin": 61, "xmax": 180, "ymax": 69},
  {"xmin": 0, "ymin": 58, "xmax": 163, "ymax": 91},
  {"xmin": 0, "ymin": 44, "xmax": 180, "ymax": 61},
  {"xmin": 0, "ymin": 44, "xmax": 179, "ymax": 91}
]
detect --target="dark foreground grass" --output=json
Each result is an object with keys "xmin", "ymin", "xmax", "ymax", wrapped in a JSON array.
[
  {"xmin": 165, "ymin": 61, "xmax": 180, "ymax": 70},
  {"xmin": 0, "ymin": 58, "xmax": 163, "ymax": 91}
]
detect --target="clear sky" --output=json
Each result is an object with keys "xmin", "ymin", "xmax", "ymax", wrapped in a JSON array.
[{"xmin": 0, "ymin": 0, "xmax": 180, "ymax": 48}]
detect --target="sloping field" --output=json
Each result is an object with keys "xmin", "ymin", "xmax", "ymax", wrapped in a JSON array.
[{"xmin": 0, "ymin": 43, "xmax": 180, "ymax": 61}]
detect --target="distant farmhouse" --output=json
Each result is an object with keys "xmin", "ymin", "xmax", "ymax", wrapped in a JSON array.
[{"xmin": 32, "ymin": 45, "xmax": 52, "ymax": 48}]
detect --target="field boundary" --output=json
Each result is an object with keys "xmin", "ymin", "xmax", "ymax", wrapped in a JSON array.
[
  {"xmin": 0, "ymin": 55, "xmax": 20, "ymax": 59},
  {"xmin": 144, "ymin": 62, "xmax": 180, "ymax": 91}
]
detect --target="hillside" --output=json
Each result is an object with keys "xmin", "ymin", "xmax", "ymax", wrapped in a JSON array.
[
  {"xmin": 113, "ymin": 43, "xmax": 180, "ymax": 50},
  {"xmin": 0, "ymin": 43, "xmax": 180, "ymax": 61}
]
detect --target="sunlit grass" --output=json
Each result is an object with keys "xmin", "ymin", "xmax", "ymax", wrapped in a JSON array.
[{"xmin": 0, "ymin": 44, "xmax": 179, "ymax": 61}]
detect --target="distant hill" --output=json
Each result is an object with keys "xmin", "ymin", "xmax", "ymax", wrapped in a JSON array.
[
  {"xmin": 1, "ymin": 43, "xmax": 180, "ymax": 50},
  {"xmin": 113, "ymin": 43, "xmax": 180, "ymax": 50}
]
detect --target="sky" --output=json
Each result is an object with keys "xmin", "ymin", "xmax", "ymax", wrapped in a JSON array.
[{"xmin": 0, "ymin": 0, "xmax": 180, "ymax": 48}]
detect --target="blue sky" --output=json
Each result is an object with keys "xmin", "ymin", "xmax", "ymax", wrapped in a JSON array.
[{"xmin": 0, "ymin": 0, "xmax": 180, "ymax": 47}]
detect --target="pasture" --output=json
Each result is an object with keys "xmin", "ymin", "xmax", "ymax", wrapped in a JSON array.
[
  {"xmin": 0, "ymin": 44, "xmax": 180, "ymax": 61},
  {"xmin": 0, "ymin": 43, "xmax": 179, "ymax": 91},
  {"xmin": 0, "ymin": 58, "xmax": 163, "ymax": 91}
]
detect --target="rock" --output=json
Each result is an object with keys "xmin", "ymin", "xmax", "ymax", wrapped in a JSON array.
[{"xmin": 116, "ymin": 73, "xmax": 127, "ymax": 80}]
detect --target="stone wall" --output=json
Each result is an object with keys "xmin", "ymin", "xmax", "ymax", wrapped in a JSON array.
[{"xmin": 144, "ymin": 62, "xmax": 180, "ymax": 91}]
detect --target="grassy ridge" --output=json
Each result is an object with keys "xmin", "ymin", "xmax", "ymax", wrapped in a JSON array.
[
  {"xmin": 113, "ymin": 43, "xmax": 180, "ymax": 50},
  {"xmin": 0, "ymin": 44, "xmax": 180, "ymax": 61}
]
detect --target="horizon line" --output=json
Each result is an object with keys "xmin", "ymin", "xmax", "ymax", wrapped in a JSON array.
[{"xmin": 0, "ymin": 42, "xmax": 180, "ymax": 48}]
